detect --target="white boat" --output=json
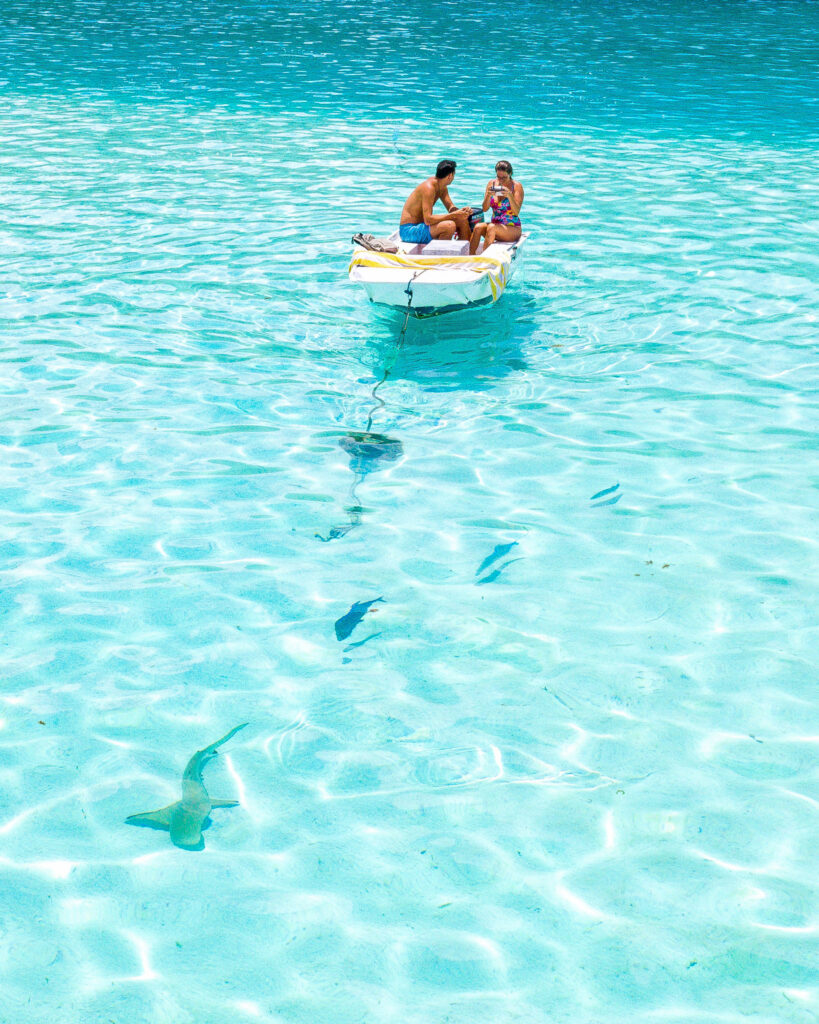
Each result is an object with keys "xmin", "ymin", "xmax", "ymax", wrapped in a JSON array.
[{"xmin": 348, "ymin": 230, "xmax": 527, "ymax": 318}]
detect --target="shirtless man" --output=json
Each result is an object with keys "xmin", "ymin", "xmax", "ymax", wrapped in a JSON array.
[{"xmin": 399, "ymin": 159, "xmax": 473, "ymax": 245}]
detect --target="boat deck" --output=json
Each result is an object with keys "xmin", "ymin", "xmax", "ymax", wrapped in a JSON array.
[{"xmin": 386, "ymin": 231, "xmax": 522, "ymax": 259}]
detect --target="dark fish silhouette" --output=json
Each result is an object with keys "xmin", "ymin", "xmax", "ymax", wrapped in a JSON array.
[
  {"xmin": 591, "ymin": 482, "xmax": 619, "ymax": 501},
  {"xmin": 125, "ymin": 724, "xmax": 247, "ymax": 852},
  {"xmin": 476, "ymin": 558, "xmax": 523, "ymax": 586},
  {"xmin": 339, "ymin": 431, "xmax": 403, "ymax": 477},
  {"xmin": 335, "ymin": 597, "xmax": 383, "ymax": 641},
  {"xmin": 475, "ymin": 541, "xmax": 518, "ymax": 578}
]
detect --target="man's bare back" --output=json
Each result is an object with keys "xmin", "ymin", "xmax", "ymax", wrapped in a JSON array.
[
  {"xmin": 398, "ymin": 160, "xmax": 472, "ymax": 243},
  {"xmin": 400, "ymin": 178, "xmax": 453, "ymax": 225}
]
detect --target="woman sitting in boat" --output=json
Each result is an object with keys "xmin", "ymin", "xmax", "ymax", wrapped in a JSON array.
[{"xmin": 469, "ymin": 160, "xmax": 524, "ymax": 255}]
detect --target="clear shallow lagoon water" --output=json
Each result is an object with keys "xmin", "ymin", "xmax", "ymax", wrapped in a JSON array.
[{"xmin": 1, "ymin": 2, "xmax": 818, "ymax": 1022}]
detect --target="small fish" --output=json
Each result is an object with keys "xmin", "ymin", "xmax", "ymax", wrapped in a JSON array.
[
  {"xmin": 543, "ymin": 687, "xmax": 573, "ymax": 710},
  {"xmin": 593, "ymin": 494, "xmax": 621, "ymax": 508},
  {"xmin": 334, "ymin": 597, "xmax": 383, "ymax": 641},
  {"xmin": 591, "ymin": 482, "xmax": 619, "ymax": 501},
  {"xmin": 125, "ymin": 723, "xmax": 247, "ymax": 852},
  {"xmin": 475, "ymin": 541, "xmax": 518, "ymax": 578}
]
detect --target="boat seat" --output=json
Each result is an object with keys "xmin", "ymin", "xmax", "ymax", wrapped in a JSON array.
[{"xmin": 421, "ymin": 239, "xmax": 470, "ymax": 256}]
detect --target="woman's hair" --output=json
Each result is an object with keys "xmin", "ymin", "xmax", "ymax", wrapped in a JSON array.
[
  {"xmin": 495, "ymin": 160, "xmax": 514, "ymax": 177},
  {"xmin": 436, "ymin": 159, "xmax": 457, "ymax": 179}
]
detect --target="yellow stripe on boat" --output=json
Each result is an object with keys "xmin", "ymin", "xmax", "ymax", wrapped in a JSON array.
[
  {"xmin": 349, "ymin": 252, "xmax": 510, "ymax": 304},
  {"xmin": 348, "ymin": 252, "xmax": 508, "ymax": 274}
]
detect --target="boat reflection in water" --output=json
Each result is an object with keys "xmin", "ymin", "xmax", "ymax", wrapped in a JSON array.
[{"xmin": 316, "ymin": 431, "xmax": 403, "ymax": 542}]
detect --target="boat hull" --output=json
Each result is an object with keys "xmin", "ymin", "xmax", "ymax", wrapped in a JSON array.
[
  {"xmin": 349, "ymin": 233, "xmax": 526, "ymax": 318},
  {"xmin": 355, "ymin": 269, "xmax": 501, "ymax": 318}
]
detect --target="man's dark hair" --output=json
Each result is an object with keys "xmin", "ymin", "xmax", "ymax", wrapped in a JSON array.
[{"xmin": 436, "ymin": 159, "xmax": 457, "ymax": 179}]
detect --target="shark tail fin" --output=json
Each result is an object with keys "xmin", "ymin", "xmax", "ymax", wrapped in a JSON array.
[{"xmin": 202, "ymin": 723, "xmax": 249, "ymax": 758}]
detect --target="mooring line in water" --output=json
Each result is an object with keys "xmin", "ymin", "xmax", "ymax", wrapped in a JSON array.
[
  {"xmin": 320, "ymin": 275, "xmax": 417, "ymax": 542},
  {"xmin": 364, "ymin": 271, "xmax": 420, "ymax": 432}
]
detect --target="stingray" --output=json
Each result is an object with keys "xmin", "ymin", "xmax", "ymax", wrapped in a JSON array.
[{"xmin": 125, "ymin": 723, "xmax": 247, "ymax": 851}]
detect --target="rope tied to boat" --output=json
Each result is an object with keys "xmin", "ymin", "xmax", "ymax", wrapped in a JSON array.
[{"xmin": 364, "ymin": 270, "xmax": 421, "ymax": 432}]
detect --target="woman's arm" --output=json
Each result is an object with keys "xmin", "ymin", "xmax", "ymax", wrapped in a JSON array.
[
  {"xmin": 497, "ymin": 181, "xmax": 524, "ymax": 216},
  {"xmin": 482, "ymin": 180, "xmax": 495, "ymax": 212}
]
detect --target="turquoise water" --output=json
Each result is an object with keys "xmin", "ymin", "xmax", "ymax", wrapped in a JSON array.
[{"xmin": 2, "ymin": 1, "xmax": 818, "ymax": 1021}]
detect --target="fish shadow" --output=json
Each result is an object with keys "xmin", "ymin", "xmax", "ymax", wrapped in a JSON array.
[
  {"xmin": 475, "ymin": 541, "xmax": 521, "ymax": 585},
  {"xmin": 590, "ymin": 482, "xmax": 621, "ymax": 508}
]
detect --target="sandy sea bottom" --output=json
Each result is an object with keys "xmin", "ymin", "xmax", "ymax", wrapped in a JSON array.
[{"xmin": 1, "ymin": 2, "xmax": 818, "ymax": 1022}]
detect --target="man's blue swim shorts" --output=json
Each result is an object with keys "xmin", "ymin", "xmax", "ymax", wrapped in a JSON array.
[{"xmin": 399, "ymin": 223, "xmax": 432, "ymax": 244}]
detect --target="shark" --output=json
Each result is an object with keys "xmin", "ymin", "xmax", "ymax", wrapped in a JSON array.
[{"xmin": 125, "ymin": 723, "xmax": 248, "ymax": 851}]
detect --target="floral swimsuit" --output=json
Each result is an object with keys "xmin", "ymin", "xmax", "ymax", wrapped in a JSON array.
[{"xmin": 490, "ymin": 189, "xmax": 521, "ymax": 228}]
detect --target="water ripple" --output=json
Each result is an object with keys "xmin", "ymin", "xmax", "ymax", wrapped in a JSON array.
[{"xmin": 1, "ymin": 2, "xmax": 818, "ymax": 1022}]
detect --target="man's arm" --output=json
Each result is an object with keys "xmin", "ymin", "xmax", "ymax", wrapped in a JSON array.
[
  {"xmin": 421, "ymin": 192, "xmax": 454, "ymax": 226},
  {"xmin": 440, "ymin": 186, "xmax": 473, "ymax": 222},
  {"xmin": 440, "ymin": 185, "xmax": 457, "ymax": 214},
  {"xmin": 422, "ymin": 186, "xmax": 471, "ymax": 225}
]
